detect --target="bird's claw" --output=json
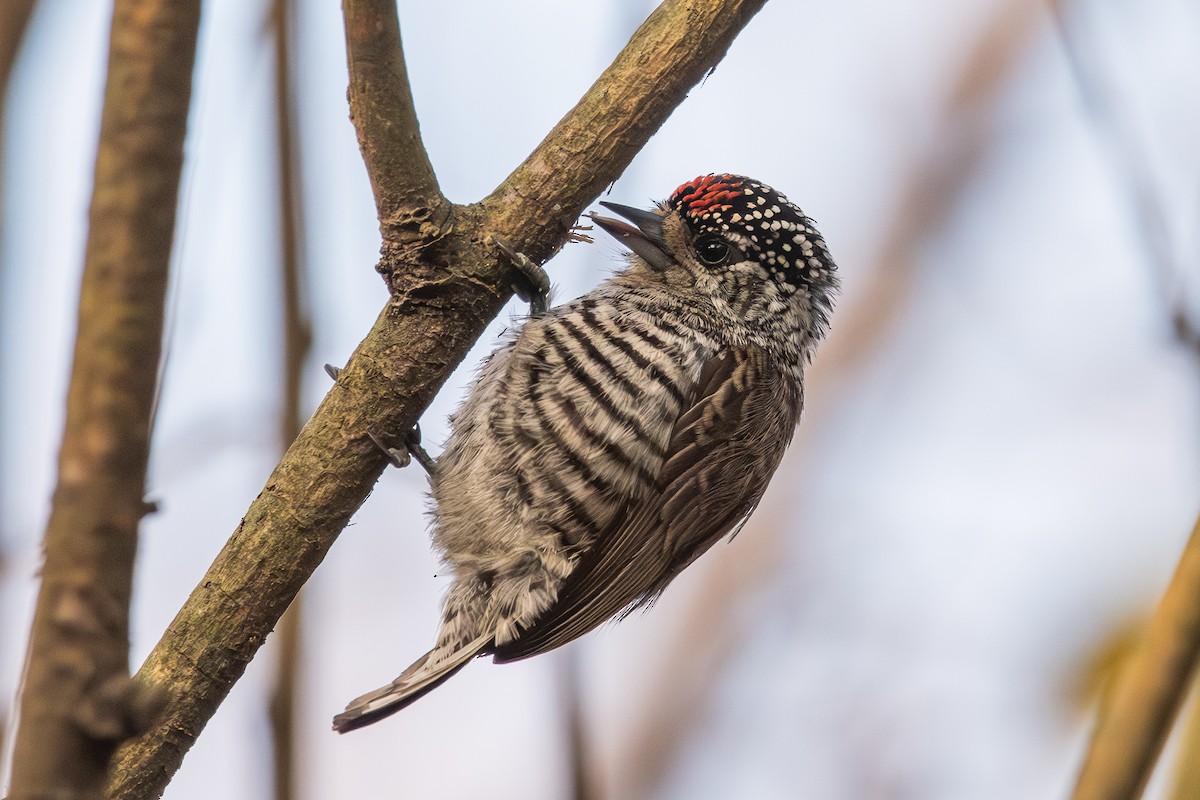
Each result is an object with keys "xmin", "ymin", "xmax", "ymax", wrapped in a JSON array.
[
  {"xmin": 370, "ymin": 424, "xmax": 437, "ymax": 476},
  {"xmin": 494, "ymin": 237, "xmax": 550, "ymax": 316},
  {"xmin": 369, "ymin": 430, "xmax": 412, "ymax": 469}
]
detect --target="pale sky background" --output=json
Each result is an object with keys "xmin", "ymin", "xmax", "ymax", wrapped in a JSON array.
[{"xmin": 2, "ymin": 1, "xmax": 1199, "ymax": 798}]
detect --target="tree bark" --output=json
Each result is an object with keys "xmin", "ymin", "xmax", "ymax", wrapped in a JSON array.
[
  {"xmin": 7, "ymin": 0, "xmax": 200, "ymax": 797},
  {"xmin": 107, "ymin": 1, "xmax": 767, "ymax": 798}
]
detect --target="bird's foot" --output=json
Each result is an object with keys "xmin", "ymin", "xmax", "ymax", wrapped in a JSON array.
[
  {"xmin": 494, "ymin": 237, "xmax": 550, "ymax": 316},
  {"xmin": 369, "ymin": 424, "xmax": 437, "ymax": 477},
  {"xmin": 327, "ymin": 365, "xmax": 436, "ymax": 476}
]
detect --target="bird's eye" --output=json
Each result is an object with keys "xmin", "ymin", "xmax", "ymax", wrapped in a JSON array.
[{"xmin": 695, "ymin": 235, "xmax": 731, "ymax": 266}]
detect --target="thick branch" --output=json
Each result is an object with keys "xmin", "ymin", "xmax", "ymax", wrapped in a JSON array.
[
  {"xmin": 1071, "ymin": 512, "xmax": 1200, "ymax": 800},
  {"xmin": 107, "ymin": 2, "xmax": 767, "ymax": 797},
  {"xmin": 7, "ymin": 0, "xmax": 200, "ymax": 797}
]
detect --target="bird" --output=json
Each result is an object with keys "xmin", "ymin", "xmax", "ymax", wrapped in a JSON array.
[{"xmin": 333, "ymin": 173, "xmax": 838, "ymax": 732}]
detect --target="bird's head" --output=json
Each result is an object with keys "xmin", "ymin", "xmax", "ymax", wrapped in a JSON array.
[{"xmin": 592, "ymin": 174, "xmax": 838, "ymax": 354}]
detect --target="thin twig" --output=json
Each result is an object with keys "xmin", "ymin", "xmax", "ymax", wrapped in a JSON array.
[
  {"xmin": 1049, "ymin": 1, "xmax": 1198, "ymax": 354},
  {"xmin": 6, "ymin": 0, "xmax": 200, "ymax": 797},
  {"xmin": 106, "ymin": 2, "xmax": 768, "ymax": 797},
  {"xmin": 816, "ymin": 0, "xmax": 1043, "ymax": 381}
]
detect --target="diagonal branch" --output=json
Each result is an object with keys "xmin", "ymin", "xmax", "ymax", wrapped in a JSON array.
[
  {"xmin": 1071, "ymin": 512, "xmax": 1200, "ymax": 800},
  {"xmin": 106, "ymin": 1, "xmax": 767, "ymax": 797},
  {"xmin": 7, "ymin": 0, "xmax": 200, "ymax": 797}
]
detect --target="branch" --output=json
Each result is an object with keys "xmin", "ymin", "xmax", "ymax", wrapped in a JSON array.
[
  {"xmin": 1049, "ymin": 1, "xmax": 1196, "ymax": 356},
  {"xmin": 1167, "ymin": 679, "xmax": 1200, "ymax": 800},
  {"xmin": 343, "ymin": 0, "xmax": 445, "ymax": 241},
  {"xmin": 7, "ymin": 0, "xmax": 200, "ymax": 797},
  {"xmin": 814, "ymin": 0, "xmax": 1042, "ymax": 381},
  {"xmin": 0, "ymin": 0, "xmax": 40, "ymax": 760},
  {"xmin": 560, "ymin": 650, "xmax": 602, "ymax": 800},
  {"xmin": 0, "ymin": 0, "xmax": 37, "ymax": 107},
  {"xmin": 1071, "ymin": 512, "xmax": 1200, "ymax": 800},
  {"xmin": 274, "ymin": 0, "xmax": 312, "ymax": 450},
  {"xmin": 106, "ymin": 1, "xmax": 767, "ymax": 797},
  {"xmin": 266, "ymin": 2, "xmax": 310, "ymax": 800}
]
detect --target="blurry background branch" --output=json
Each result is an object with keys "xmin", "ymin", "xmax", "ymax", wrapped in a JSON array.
[
  {"xmin": 265, "ymin": 1, "xmax": 311, "ymax": 800},
  {"xmin": 6, "ymin": 0, "xmax": 200, "ymax": 797},
  {"xmin": 1051, "ymin": 0, "xmax": 1200, "ymax": 358},
  {"xmin": 0, "ymin": 0, "xmax": 37, "ymax": 196},
  {"xmin": 1050, "ymin": 0, "xmax": 1200, "ymax": 357},
  {"xmin": 1071, "ymin": 512, "xmax": 1200, "ymax": 800},
  {"xmin": 1168, "ymin": 679, "xmax": 1200, "ymax": 800},
  {"xmin": 106, "ymin": 1, "xmax": 767, "ymax": 797},
  {"xmin": 614, "ymin": 3, "xmax": 1044, "ymax": 794},
  {"xmin": 0, "ymin": 0, "xmax": 39, "ymax": 766},
  {"xmin": 0, "ymin": 1, "xmax": 1195, "ymax": 798},
  {"xmin": 562, "ymin": 651, "xmax": 601, "ymax": 800},
  {"xmin": 0, "ymin": 0, "xmax": 37, "ymax": 133},
  {"xmin": 816, "ymin": 0, "xmax": 1042, "ymax": 382},
  {"xmin": 1052, "ymin": 7, "xmax": 1200, "ymax": 799}
]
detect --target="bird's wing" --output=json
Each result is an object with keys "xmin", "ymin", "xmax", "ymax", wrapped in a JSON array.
[{"xmin": 491, "ymin": 344, "xmax": 801, "ymax": 662}]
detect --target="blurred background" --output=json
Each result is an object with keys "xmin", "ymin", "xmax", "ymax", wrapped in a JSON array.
[{"xmin": 2, "ymin": 0, "xmax": 1198, "ymax": 798}]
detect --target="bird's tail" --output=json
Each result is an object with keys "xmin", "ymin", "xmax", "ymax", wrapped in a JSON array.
[{"xmin": 332, "ymin": 633, "xmax": 492, "ymax": 733}]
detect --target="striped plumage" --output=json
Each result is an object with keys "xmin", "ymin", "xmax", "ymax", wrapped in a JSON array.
[{"xmin": 334, "ymin": 174, "xmax": 837, "ymax": 732}]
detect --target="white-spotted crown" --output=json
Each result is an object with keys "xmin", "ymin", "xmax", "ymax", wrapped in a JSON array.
[{"xmin": 668, "ymin": 173, "xmax": 837, "ymax": 296}]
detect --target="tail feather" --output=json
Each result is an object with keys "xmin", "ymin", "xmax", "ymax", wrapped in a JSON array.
[{"xmin": 332, "ymin": 634, "xmax": 492, "ymax": 733}]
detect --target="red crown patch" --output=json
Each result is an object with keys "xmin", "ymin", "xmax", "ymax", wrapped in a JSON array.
[{"xmin": 670, "ymin": 174, "xmax": 744, "ymax": 218}]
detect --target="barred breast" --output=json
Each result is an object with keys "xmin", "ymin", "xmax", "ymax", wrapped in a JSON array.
[
  {"xmin": 333, "ymin": 175, "xmax": 838, "ymax": 733},
  {"xmin": 429, "ymin": 282, "xmax": 718, "ymax": 650}
]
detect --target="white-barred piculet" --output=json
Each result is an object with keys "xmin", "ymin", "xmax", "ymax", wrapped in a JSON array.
[{"xmin": 334, "ymin": 174, "xmax": 838, "ymax": 732}]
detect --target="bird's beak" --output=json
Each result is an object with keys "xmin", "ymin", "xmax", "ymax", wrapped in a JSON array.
[{"xmin": 589, "ymin": 202, "xmax": 672, "ymax": 271}]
